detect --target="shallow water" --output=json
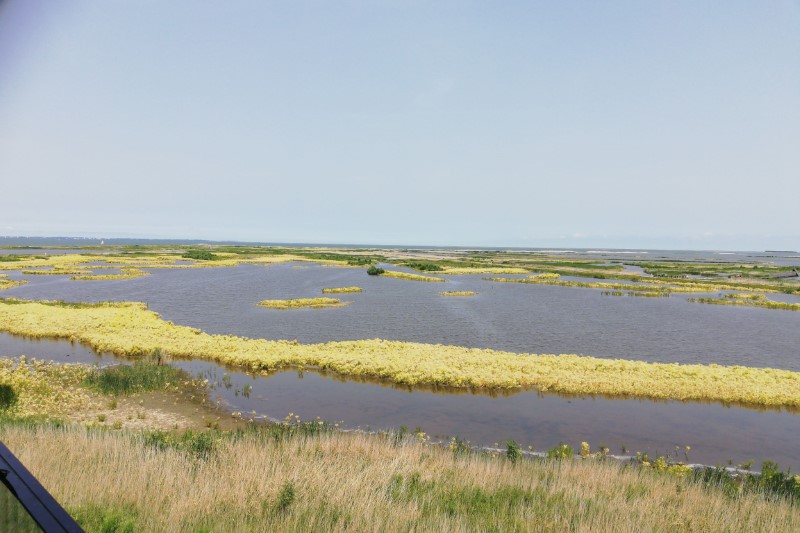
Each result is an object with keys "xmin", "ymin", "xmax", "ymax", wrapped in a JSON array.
[
  {"xmin": 1, "ymin": 258, "xmax": 799, "ymax": 469},
  {"xmin": 3, "ymin": 262, "xmax": 799, "ymax": 370},
  {"xmin": 3, "ymin": 333, "xmax": 798, "ymax": 469}
]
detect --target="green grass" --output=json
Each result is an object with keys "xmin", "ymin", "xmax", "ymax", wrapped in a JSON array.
[{"xmin": 82, "ymin": 359, "xmax": 188, "ymax": 396}]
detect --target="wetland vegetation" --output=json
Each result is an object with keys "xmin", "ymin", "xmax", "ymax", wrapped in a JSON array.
[
  {"xmin": 1, "ymin": 297, "xmax": 799, "ymax": 408},
  {"xmin": 257, "ymin": 298, "xmax": 349, "ymax": 309},
  {"xmin": 1, "ymin": 243, "xmax": 799, "ymax": 531}
]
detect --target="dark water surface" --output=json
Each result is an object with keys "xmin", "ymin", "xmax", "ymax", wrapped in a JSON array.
[{"xmin": 1, "ymin": 260, "xmax": 799, "ymax": 468}]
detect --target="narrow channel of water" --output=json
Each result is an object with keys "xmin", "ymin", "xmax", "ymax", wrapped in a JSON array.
[{"xmin": 3, "ymin": 333, "xmax": 799, "ymax": 470}]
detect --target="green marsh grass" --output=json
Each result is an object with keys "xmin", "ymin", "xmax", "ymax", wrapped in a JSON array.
[{"xmin": 83, "ymin": 359, "xmax": 189, "ymax": 396}]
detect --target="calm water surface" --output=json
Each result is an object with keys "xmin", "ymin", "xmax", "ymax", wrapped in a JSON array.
[
  {"xmin": 1, "ymin": 259, "xmax": 799, "ymax": 468},
  {"xmin": 3, "ymin": 262, "xmax": 799, "ymax": 370}
]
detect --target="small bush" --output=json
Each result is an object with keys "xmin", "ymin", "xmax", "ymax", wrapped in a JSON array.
[
  {"xmin": 0, "ymin": 384, "xmax": 17, "ymax": 410},
  {"xmin": 367, "ymin": 266, "xmax": 385, "ymax": 276},
  {"xmin": 181, "ymin": 250, "xmax": 218, "ymax": 261},
  {"xmin": 547, "ymin": 442, "xmax": 574, "ymax": 460},
  {"xmin": 506, "ymin": 440, "xmax": 521, "ymax": 464},
  {"xmin": 276, "ymin": 481, "xmax": 295, "ymax": 512}
]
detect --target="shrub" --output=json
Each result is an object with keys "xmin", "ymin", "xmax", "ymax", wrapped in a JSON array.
[
  {"xmin": 0, "ymin": 384, "xmax": 17, "ymax": 410},
  {"xmin": 367, "ymin": 266, "xmax": 385, "ymax": 276},
  {"xmin": 506, "ymin": 440, "xmax": 521, "ymax": 464},
  {"xmin": 181, "ymin": 250, "xmax": 218, "ymax": 261}
]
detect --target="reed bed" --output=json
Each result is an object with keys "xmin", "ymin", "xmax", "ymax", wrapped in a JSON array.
[
  {"xmin": 257, "ymin": 298, "xmax": 349, "ymax": 309},
  {"xmin": 380, "ymin": 270, "xmax": 446, "ymax": 282},
  {"xmin": 1, "ymin": 299, "xmax": 799, "ymax": 408},
  {"xmin": 321, "ymin": 287, "xmax": 363, "ymax": 294},
  {"xmin": 2, "ymin": 423, "xmax": 799, "ymax": 532},
  {"xmin": 439, "ymin": 291, "xmax": 476, "ymax": 297}
]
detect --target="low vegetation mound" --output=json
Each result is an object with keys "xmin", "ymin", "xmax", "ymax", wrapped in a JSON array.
[
  {"xmin": 257, "ymin": 298, "xmax": 348, "ymax": 309},
  {"xmin": 321, "ymin": 287, "xmax": 363, "ymax": 294},
  {"xmin": 439, "ymin": 291, "xmax": 476, "ymax": 297},
  {"xmin": 380, "ymin": 270, "xmax": 445, "ymax": 282}
]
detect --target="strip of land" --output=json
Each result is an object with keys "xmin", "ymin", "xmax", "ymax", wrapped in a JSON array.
[{"xmin": 1, "ymin": 298, "xmax": 799, "ymax": 409}]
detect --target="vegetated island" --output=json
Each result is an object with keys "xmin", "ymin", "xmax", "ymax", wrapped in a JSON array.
[
  {"xmin": 257, "ymin": 298, "xmax": 349, "ymax": 309},
  {"xmin": 689, "ymin": 294, "xmax": 800, "ymax": 311},
  {"xmin": 1, "ymin": 298, "xmax": 799, "ymax": 409},
  {"xmin": 379, "ymin": 270, "xmax": 446, "ymax": 282},
  {"xmin": 439, "ymin": 291, "xmax": 476, "ymax": 297},
  {"xmin": 321, "ymin": 286, "xmax": 363, "ymax": 294}
]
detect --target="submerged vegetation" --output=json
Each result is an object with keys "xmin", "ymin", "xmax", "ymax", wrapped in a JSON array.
[
  {"xmin": 258, "ymin": 297, "xmax": 349, "ymax": 309},
  {"xmin": 1, "ymin": 298, "xmax": 799, "ymax": 408}
]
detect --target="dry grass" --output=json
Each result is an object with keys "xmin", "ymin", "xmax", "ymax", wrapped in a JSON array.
[{"xmin": 2, "ymin": 424, "xmax": 798, "ymax": 533}]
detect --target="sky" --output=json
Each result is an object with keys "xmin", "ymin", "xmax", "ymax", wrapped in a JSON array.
[{"xmin": 1, "ymin": 1, "xmax": 798, "ymax": 250}]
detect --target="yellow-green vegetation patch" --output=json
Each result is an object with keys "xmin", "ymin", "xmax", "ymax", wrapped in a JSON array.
[
  {"xmin": 723, "ymin": 293, "xmax": 768, "ymax": 301},
  {"xmin": 528, "ymin": 273, "xmax": 561, "ymax": 279},
  {"xmin": 22, "ymin": 268, "xmax": 93, "ymax": 275},
  {"xmin": 441, "ymin": 267, "xmax": 528, "ymax": 274},
  {"xmin": 381, "ymin": 270, "xmax": 445, "ymax": 282},
  {"xmin": 321, "ymin": 286, "xmax": 363, "ymax": 294},
  {"xmin": 439, "ymin": 291, "xmax": 476, "ymax": 297},
  {"xmin": 487, "ymin": 277, "xmax": 705, "ymax": 294},
  {"xmin": 689, "ymin": 296, "xmax": 800, "ymax": 311},
  {"xmin": 0, "ymin": 279, "xmax": 27, "ymax": 290},
  {"xmin": 0, "ymin": 357, "xmax": 98, "ymax": 420},
  {"xmin": 1, "ymin": 298, "xmax": 800, "ymax": 409},
  {"xmin": 71, "ymin": 268, "xmax": 151, "ymax": 281},
  {"xmin": 257, "ymin": 297, "xmax": 349, "ymax": 309}
]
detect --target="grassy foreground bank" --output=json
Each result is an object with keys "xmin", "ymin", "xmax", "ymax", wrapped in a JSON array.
[
  {"xmin": 2, "ymin": 422, "xmax": 799, "ymax": 533},
  {"xmin": 1, "ymin": 298, "xmax": 800, "ymax": 408}
]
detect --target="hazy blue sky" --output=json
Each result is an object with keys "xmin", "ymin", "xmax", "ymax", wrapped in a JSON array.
[{"xmin": 1, "ymin": 1, "xmax": 798, "ymax": 250}]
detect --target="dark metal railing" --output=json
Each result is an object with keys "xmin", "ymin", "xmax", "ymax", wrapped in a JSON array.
[{"xmin": 0, "ymin": 441, "xmax": 83, "ymax": 533}]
